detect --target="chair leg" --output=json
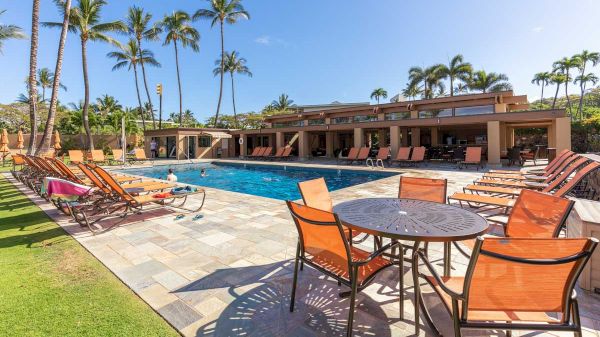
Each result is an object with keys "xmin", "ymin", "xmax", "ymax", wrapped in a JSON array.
[
  {"xmin": 506, "ymin": 330, "xmax": 512, "ymax": 337},
  {"xmin": 346, "ymin": 266, "xmax": 359, "ymax": 337},
  {"xmin": 452, "ymin": 299, "xmax": 462, "ymax": 337},
  {"xmin": 398, "ymin": 251, "xmax": 404, "ymax": 320},
  {"xmin": 572, "ymin": 299, "xmax": 582, "ymax": 337},
  {"xmin": 300, "ymin": 261, "xmax": 304, "ymax": 271},
  {"xmin": 290, "ymin": 243, "xmax": 301, "ymax": 312}
]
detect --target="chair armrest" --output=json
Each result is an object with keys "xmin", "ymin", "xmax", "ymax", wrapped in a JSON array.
[
  {"xmin": 417, "ymin": 249, "xmax": 464, "ymax": 300},
  {"xmin": 351, "ymin": 241, "xmax": 402, "ymax": 266}
]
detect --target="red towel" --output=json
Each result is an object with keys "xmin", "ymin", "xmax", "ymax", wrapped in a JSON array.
[{"xmin": 152, "ymin": 192, "xmax": 173, "ymax": 199}]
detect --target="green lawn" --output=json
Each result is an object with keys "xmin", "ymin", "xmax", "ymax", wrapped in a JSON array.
[{"xmin": 0, "ymin": 175, "xmax": 180, "ymax": 337}]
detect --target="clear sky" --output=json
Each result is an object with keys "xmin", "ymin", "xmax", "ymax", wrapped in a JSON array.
[{"xmin": 2, "ymin": 0, "xmax": 600, "ymax": 122}]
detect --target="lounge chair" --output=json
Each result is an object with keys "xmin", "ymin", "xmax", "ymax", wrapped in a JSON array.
[
  {"xmin": 110, "ymin": 149, "xmax": 127, "ymax": 165},
  {"xmin": 49, "ymin": 157, "xmax": 139, "ymax": 185},
  {"xmin": 10, "ymin": 154, "xmax": 26, "ymax": 180},
  {"xmin": 259, "ymin": 147, "xmax": 273, "ymax": 159},
  {"xmin": 391, "ymin": 147, "xmax": 411, "ymax": 166},
  {"xmin": 352, "ymin": 147, "xmax": 370, "ymax": 165},
  {"xmin": 458, "ymin": 147, "xmax": 483, "ymax": 170},
  {"xmin": 246, "ymin": 147, "xmax": 262, "ymax": 158},
  {"xmin": 414, "ymin": 236, "xmax": 597, "ymax": 337},
  {"xmin": 337, "ymin": 147, "xmax": 359, "ymax": 165},
  {"xmin": 397, "ymin": 146, "xmax": 425, "ymax": 166},
  {"xmin": 286, "ymin": 201, "xmax": 401, "ymax": 337},
  {"xmin": 489, "ymin": 150, "xmax": 576, "ymax": 179},
  {"xmin": 89, "ymin": 149, "xmax": 108, "ymax": 164},
  {"xmin": 278, "ymin": 146, "xmax": 293, "ymax": 161},
  {"xmin": 366, "ymin": 147, "xmax": 390, "ymax": 168},
  {"xmin": 132, "ymin": 148, "xmax": 151, "ymax": 164},
  {"xmin": 68, "ymin": 150, "xmax": 85, "ymax": 164},
  {"xmin": 489, "ymin": 149, "xmax": 572, "ymax": 175},
  {"xmin": 267, "ymin": 147, "xmax": 285, "ymax": 160},
  {"xmin": 521, "ymin": 146, "xmax": 540, "ymax": 165},
  {"xmin": 449, "ymin": 161, "xmax": 600, "ymax": 214}
]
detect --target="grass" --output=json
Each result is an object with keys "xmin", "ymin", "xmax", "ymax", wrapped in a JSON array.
[{"xmin": 0, "ymin": 174, "xmax": 180, "ymax": 337}]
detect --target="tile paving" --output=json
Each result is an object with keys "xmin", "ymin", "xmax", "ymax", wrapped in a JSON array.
[{"xmin": 5, "ymin": 158, "xmax": 600, "ymax": 337}]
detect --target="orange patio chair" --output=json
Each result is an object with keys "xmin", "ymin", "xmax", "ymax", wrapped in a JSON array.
[
  {"xmin": 68, "ymin": 150, "xmax": 85, "ymax": 164},
  {"xmin": 338, "ymin": 147, "xmax": 359, "ymax": 164},
  {"xmin": 267, "ymin": 147, "xmax": 285, "ymax": 160},
  {"xmin": 490, "ymin": 149, "xmax": 572, "ymax": 175},
  {"xmin": 366, "ymin": 147, "xmax": 390, "ymax": 168},
  {"xmin": 89, "ymin": 149, "xmax": 108, "ymax": 164},
  {"xmin": 259, "ymin": 146, "xmax": 273, "ymax": 158},
  {"xmin": 247, "ymin": 147, "xmax": 262, "ymax": 158},
  {"xmin": 458, "ymin": 147, "xmax": 483, "ymax": 170},
  {"xmin": 401, "ymin": 146, "xmax": 426, "ymax": 166},
  {"xmin": 415, "ymin": 236, "xmax": 597, "ymax": 337},
  {"xmin": 391, "ymin": 146, "xmax": 412, "ymax": 165},
  {"xmin": 286, "ymin": 201, "xmax": 401, "ymax": 337},
  {"xmin": 110, "ymin": 149, "xmax": 127, "ymax": 165}
]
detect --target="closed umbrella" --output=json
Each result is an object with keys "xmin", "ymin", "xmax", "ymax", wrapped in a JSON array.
[
  {"xmin": 16, "ymin": 129, "xmax": 24, "ymax": 153},
  {"xmin": 53, "ymin": 130, "xmax": 62, "ymax": 156},
  {"xmin": 0, "ymin": 129, "xmax": 9, "ymax": 166}
]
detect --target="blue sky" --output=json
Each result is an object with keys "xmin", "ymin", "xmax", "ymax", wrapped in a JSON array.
[{"xmin": 2, "ymin": 0, "xmax": 600, "ymax": 122}]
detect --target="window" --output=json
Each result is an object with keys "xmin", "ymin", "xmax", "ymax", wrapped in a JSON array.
[
  {"xmin": 353, "ymin": 115, "xmax": 378, "ymax": 123},
  {"xmin": 418, "ymin": 108, "xmax": 453, "ymax": 118},
  {"xmin": 331, "ymin": 116, "xmax": 352, "ymax": 124},
  {"xmin": 385, "ymin": 112, "xmax": 410, "ymax": 120},
  {"xmin": 273, "ymin": 120, "xmax": 303, "ymax": 128},
  {"xmin": 454, "ymin": 105, "xmax": 494, "ymax": 116},
  {"xmin": 308, "ymin": 118, "xmax": 325, "ymax": 126},
  {"xmin": 199, "ymin": 136, "xmax": 211, "ymax": 147}
]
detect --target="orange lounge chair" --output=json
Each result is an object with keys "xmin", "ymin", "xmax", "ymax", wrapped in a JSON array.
[
  {"xmin": 338, "ymin": 147, "xmax": 359, "ymax": 164},
  {"xmin": 268, "ymin": 147, "xmax": 285, "ymax": 160},
  {"xmin": 89, "ymin": 149, "xmax": 108, "ymax": 164},
  {"xmin": 391, "ymin": 147, "xmax": 411, "ymax": 165},
  {"xmin": 132, "ymin": 148, "xmax": 151, "ymax": 164},
  {"xmin": 490, "ymin": 149, "xmax": 572, "ymax": 175},
  {"xmin": 246, "ymin": 147, "xmax": 263, "ymax": 158},
  {"xmin": 278, "ymin": 146, "xmax": 293, "ymax": 160},
  {"xmin": 458, "ymin": 147, "xmax": 482, "ymax": 170},
  {"xmin": 286, "ymin": 201, "xmax": 400, "ymax": 337},
  {"xmin": 110, "ymin": 149, "xmax": 128, "ymax": 165},
  {"xmin": 397, "ymin": 146, "xmax": 425, "ymax": 166},
  {"xmin": 366, "ymin": 147, "xmax": 390, "ymax": 168},
  {"xmin": 352, "ymin": 147, "xmax": 370, "ymax": 164},
  {"xmin": 483, "ymin": 153, "xmax": 580, "ymax": 181},
  {"xmin": 259, "ymin": 146, "xmax": 273, "ymax": 158},
  {"xmin": 415, "ymin": 236, "xmax": 597, "ymax": 337},
  {"xmin": 68, "ymin": 150, "xmax": 85, "ymax": 164}
]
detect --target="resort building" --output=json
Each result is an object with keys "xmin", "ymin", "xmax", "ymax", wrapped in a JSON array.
[{"xmin": 230, "ymin": 91, "xmax": 571, "ymax": 165}]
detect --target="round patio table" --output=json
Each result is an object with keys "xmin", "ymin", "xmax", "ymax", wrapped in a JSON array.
[{"xmin": 333, "ymin": 198, "xmax": 488, "ymax": 335}]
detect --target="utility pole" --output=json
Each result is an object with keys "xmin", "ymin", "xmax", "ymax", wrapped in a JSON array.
[{"xmin": 156, "ymin": 83, "xmax": 163, "ymax": 130}]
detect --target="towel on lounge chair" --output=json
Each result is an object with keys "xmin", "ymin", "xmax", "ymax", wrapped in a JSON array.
[
  {"xmin": 171, "ymin": 186, "xmax": 197, "ymax": 195},
  {"xmin": 42, "ymin": 177, "xmax": 92, "ymax": 201},
  {"xmin": 152, "ymin": 192, "xmax": 173, "ymax": 199}
]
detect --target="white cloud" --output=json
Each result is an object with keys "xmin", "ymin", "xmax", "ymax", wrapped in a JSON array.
[
  {"xmin": 532, "ymin": 26, "xmax": 544, "ymax": 33},
  {"xmin": 254, "ymin": 35, "xmax": 291, "ymax": 48},
  {"xmin": 254, "ymin": 35, "xmax": 271, "ymax": 45}
]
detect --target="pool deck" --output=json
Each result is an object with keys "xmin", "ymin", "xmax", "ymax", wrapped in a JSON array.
[{"xmin": 6, "ymin": 159, "xmax": 600, "ymax": 337}]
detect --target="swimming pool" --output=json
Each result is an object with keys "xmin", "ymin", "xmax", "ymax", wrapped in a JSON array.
[{"xmin": 122, "ymin": 162, "xmax": 398, "ymax": 200}]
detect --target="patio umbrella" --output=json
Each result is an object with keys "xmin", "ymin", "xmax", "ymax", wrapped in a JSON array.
[
  {"xmin": 16, "ymin": 129, "xmax": 24, "ymax": 153},
  {"xmin": 53, "ymin": 130, "xmax": 62, "ymax": 151},
  {"xmin": 0, "ymin": 129, "xmax": 9, "ymax": 166}
]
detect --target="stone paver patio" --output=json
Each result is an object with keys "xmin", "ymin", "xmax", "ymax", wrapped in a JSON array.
[{"xmin": 6, "ymin": 159, "xmax": 600, "ymax": 337}]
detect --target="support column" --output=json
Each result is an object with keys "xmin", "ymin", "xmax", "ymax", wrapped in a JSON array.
[
  {"xmin": 240, "ymin": 134, "xmax": 247, "ymax": 157},
  {"xmin": 554, "ymin": 117, "xmax": 572, "ymax": 153},
  {"xmin": 487, "ymin": 121, "xmax": 501, "ymax": 166},
  {"xmin": 499, "ymin": 122, "xmax": 507, "ymax": 153},
  {"xmin": 401, "ymin": 128, "xmax": 409, "ymax": 147},
  {"xmin": 411, "ymin": 128, "xmax": 421, "ymax": 147},
  {"xmin": 298, "ymin": 131, "xmax": 309, "ymax": 160},
  {"xmin": 506, "ymin": 126, "xmax": 515, "ymax": 148},
  {"xmin": 390, "ymin": 126, "xmax": 400, "ymax": 157},
  {"xmin": 325, "ymin": 131, "xmax": 334, "ymax": 158},
  {"xmin": 275, "ymin": 132, "xmax": 284, "ymax": 149},
  {"xmin": 430, "ymin": 127, "xmax": 439, "ymax": 146},
  {"xmin": 176, "ymin": 134, "xmax": 185, "ymax": 160},
  {"xmin": 547, "ymin": 124, "xmax": 556, "ymax": 147},
  {"xmin": 354, "ymin": 128, "xmax": 364, "ymax": 148}
]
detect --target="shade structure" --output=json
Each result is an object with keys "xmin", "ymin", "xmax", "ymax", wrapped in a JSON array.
[
  {"xmin": 0, "ymin": 129, "xmax": 9, "ymax": 153},
  {"xmin": 53, "ymin": 130, "xmax": 62, "ymax": 150},
  {"xmin": 16, "ymin": 130, "xmax": 24, "ymax": 149}
]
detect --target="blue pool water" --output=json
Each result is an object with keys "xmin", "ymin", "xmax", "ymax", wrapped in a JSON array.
[{"xmin": 122, "ymin": 162, "xmax": 398, "ymax": 200}]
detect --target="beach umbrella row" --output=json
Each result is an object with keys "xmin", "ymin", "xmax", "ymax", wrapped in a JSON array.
[{"xmin": 0, "ymin": 128, "xmax": 62, "ymax": 157}]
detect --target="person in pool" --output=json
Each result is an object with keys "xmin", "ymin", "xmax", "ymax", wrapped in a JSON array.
[
  {"xmin": 200, "ymin": 168, "xmax": 207, "ymax": 177},
  {"xmin": 166, "ymin": 168, "xmax": 178, "ymax": 182}
]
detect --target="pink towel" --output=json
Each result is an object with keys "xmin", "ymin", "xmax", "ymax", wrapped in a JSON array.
[{"xmin": 42, "ymin": 177, "xmax": 92, "ymax": 201}]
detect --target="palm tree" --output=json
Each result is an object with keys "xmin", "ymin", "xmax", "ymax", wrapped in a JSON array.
[
  {"xmin": 402, "ymin": 83, "xmax": 421, "ymax": 100},
  {"xmin": 158, "ymin": 11, "xmax": 199, "ymax": 126},
  {"xmin": 454, "ymin": 82, "xmax": 469, "ymax": 95},
  {"xmin": 573, "ymin": 50, "xmax": 599, "ymax": 117},
  {"xmin": 95, "ymin": 94, "xmax": 122, "ymax": 115},
  {"xmin": 107, "ymin": 39, "xmax": 160, "ymax": 131},
  {"xmin": 213, "ymin": 50, "xmax": 251, "ymax": 128},
  {"xmin": 27, "ymin": 0, "xmax": 40, "ymax": 155},
  {"xmin": 468, "ymin": 70, "xmax": 512, "ymax": 93},
  {"xmin": 552, "ymin": 57, "xmax": 578, "ymax": 115},
  {"xmin": 271, "ymin": 94, "xmax": 294, "ymax": 111},
  {"xmin": 574, "ymin": 73, "xmax": 598, "ymax": 119},
  {"xmin": 36, "ymin": 68, "xmax": 67, "ymax": 101},
  {"xmin": 370, "ymin": 88, "xmax": 388, "ymax": 105},
  {"xmin": 37, "ymin": 0, "xmax": 72, "ymax": 155},
  {"xmin": 437, "ymin": 54, "xmax": 472, "ymax": 96},
  {"xmin": 531, "ymin": 71, "xmax": 551, "ymax": 107},
  {"xmin": 0, "ymin": 10, "xmax": 26, "ymax": 54},
  {"xmin": 194, "ymin": 0, "xmax": 250, "ymax": 127},
  {"xmin": 550, "ymin": 72, "xmax": 566, "ymax": 109},
  {"xmin": 42, "ymin": 0, "xmax": 125, "ymax": 150},
  {"xmin": 124, "ymin": 6, "xmax": 160, "ymax": 128}
]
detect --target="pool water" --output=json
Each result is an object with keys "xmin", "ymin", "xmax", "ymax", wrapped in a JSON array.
[{"xmin": 123, "ymin": 162, "xmax": 398, "ymax": 200}]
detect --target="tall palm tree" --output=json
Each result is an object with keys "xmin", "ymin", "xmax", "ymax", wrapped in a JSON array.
[
  {"xmin": 125, "ymin": 6, "xmax": 160, "ymax": 128},
  {"xmin": 194, "ymin": 0, "xmax": 249, "ymax": 127},
  {"xmin": 468, "ymin": 70, "xmax": 512, "ymax": 93},
  {"xmin": 37, "ymin": 0, "xmax": 72, "ymax": 155},
  {"xmin": 43, "ymin": 0, "xmax": 125, "ymax": 150},
  {"xmin": 531, "ymin": 71, "xmax": 551, "ymax": 107},
  {"xmin": 370, "ymin": 88, "xmax": 388, "ymax": 105},
  {"xmin": 95, "ymin": 94, "xmax": 122, "ymax": 115},
  {"xmin": 0, "ymin": 10, "xmax": 26, "ymax": 54},
  {"xmin": 409, "ymin": 65, "xmax": 445, "ymax": 99},
  {"xmin": 550, "ymin": 72, "xmax": 566, "ymax": 110},
  {"xmin": 158, "ymin": 11, "xmax": 199, "ymax": 126},
  {"xmin": 574, "ymin": 73, "xmax": 598, "ymax": 119},
  {"xmin": 213, "ymin": 50, "xmax": 251, "ymax": 128},
  {"xmin": 402, "ymin": 83, "xmax": 421, "ymax": 100},
  {"xmin": 454, "ymin": 82, "xmax": 469, "ymax": 95},
  {"xmin": 107, "ymin": 39, "xmax": 160, "ymax": 131},
  {"xmin": 438, "ymin": 54, "xmax": 472, "ymax": 96},
  {"xmin": 573, "ymin": 50, "xmax": 600, "ymax": 117},
  {"xmin": 27, "ymin": 0, "xmax": 40, "ymax": 155},
  {"xmin": 271, "ymin": 94, "xmax": 294, "ymax": 111},
  {"xmin": 552, "ymin": 57, "xmax": 578, "ymax": 116},
  {"xmin": 36, "ymin": 68, "xmax": 67, "ymax": 101}
]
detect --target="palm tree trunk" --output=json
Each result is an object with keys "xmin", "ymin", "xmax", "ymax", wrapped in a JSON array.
[
  {"xmin": 552, "ymin": 83, "xmax": 560, "ymax": 109},
  {"xmin": 37, "ymin": 0, "xmax": 71, "ymax": 155},
  {"xmin": 230, "ymin": 73, "xmax": 238, "ymax": 128},
  {"xmin": 27, "ymin": 0, "xmax": 40, "ymax": 155},
  {"xmin": 173, "ymin": 39, "xmax": 183, "ymax": 126},
  {"xmin": 81, "ymin": 38, "xmax": 94, "ymax": 150},
  {"xmin": 133, "ymin": 64, "xmax": 146, "ymax": 131},
  {"xmin": 41, "ymin": 87, "xmax": 45, "ymax": 102},
  {"xmin": 138, "ymin": 38, "xmax": 156, "ymax": 129},
  {"xmin": 564, "ymin": 71, "xmax": 572, "ymax": 116},
  {"xmin": 540, "ymin": 84, "xmax": 544, "ymax": 107},
  {"xmin": 450, "ymin": 77, "xmax": 454, "ymax": 96},
  {"xmin": 213, "ymin": 21, "xmax": 225, "ymax": 128}
]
